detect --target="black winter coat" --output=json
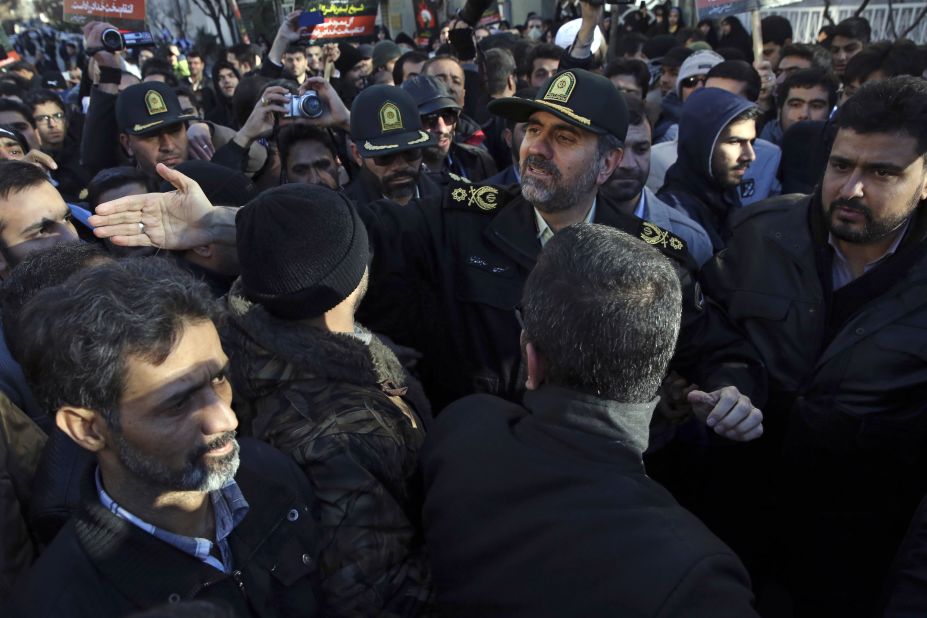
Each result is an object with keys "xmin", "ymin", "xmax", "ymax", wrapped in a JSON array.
[
  {"xmin": 701, "ymin": 193, "xmax": 927, "ymax": 616},
  {"xmin": 5, "ymin": 439, "xmax": 323, "ymax": 618},
  {"xmin": 423, "ymin": 387, "xmax": 759, "ymax": 617}
]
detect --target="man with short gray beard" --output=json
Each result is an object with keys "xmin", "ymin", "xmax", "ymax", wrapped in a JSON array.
[{"xmin": 8, "ymin": 257, "xmax": 324, "ymax": 618}]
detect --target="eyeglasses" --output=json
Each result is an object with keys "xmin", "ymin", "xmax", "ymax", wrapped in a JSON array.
[
  {"xmin": 681, "ymin": 75, "xmax": 707, "ymax": 89},
  {"xmin": 372, "ymin": 148, "xmax": 422, "ymax": 167},
  {"xmin": 421, "ymin": 109, "xmax": 459, "ymax": 129},
  {"xmin": 35, "ymin": 112, "xmax": 65, "ymax": 125}
]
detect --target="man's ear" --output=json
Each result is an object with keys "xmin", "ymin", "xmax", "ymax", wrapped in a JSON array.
[
  {"xmin": 0, "ymin": 240, "xmax": 10, "ymax": 280},
  {"xmin": 349, "ymin": 142, "xmax": 363, "ymax": 166},
  {"xmin": 56, "ymin": 406, "xmax": 109, "ymax": 453},
  {"xmin": 118, "ymin": 133, "xmax": 134, "ymax": 158},
  {"xmin": 524, "ymin": 341, "xmax": 546, "ymax": 391},
  {"xmin": 597, "ymin": 147, "xmax": 624, "ymax": 185},
  {"xmin": 191, "ymin": 244, "xmax": 213, "ymax": 258},
  {"xmin": 502, "ymin": 127, "xmax": 513, "ymax": 150}
]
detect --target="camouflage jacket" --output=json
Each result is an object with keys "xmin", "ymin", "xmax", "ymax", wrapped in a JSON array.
[{"xmin": 222, "ymin": 280, "xmax": 434, "ymax": 617}]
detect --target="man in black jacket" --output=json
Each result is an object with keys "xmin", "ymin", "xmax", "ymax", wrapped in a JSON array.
[
  {"xmin": 422, "ymin": 223, "xmax": 759, "ymax": 616},
  {"xmin": 702, "ymin": 76, "xmax": 927, "ymax": 616},
  {"xmin": 6, "ymin": 258, "xmax": 323, "ymax": 617}
]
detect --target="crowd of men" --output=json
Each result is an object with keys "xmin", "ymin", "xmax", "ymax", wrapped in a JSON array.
[{"xmin": 1, "ymin": 0, "xmax": 927, "ymax": 616}]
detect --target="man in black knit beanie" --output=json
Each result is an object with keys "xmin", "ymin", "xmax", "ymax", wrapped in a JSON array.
[{"xmin": 222, "ymin": 183, "xmax": 434, "ymax": 617}]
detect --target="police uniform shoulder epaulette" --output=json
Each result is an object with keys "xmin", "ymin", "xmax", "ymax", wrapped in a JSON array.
[
  {"xmin": 637, "ymin": 220, "xmax": 688, "ymax": 258},
  {"xmin": 443, "ymin": 175, "xmax": 509, "ymax": 213}
]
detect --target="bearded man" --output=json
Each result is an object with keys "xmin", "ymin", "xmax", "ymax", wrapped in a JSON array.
[
  {"xmin": 8, "ymin": 258, "xmax": 324, "ymax": 618},
  {"xmin": 701, "ymin": 76, "xmax": 927, "ymax": 617}
]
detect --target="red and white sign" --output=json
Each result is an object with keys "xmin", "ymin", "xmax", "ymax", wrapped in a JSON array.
[{"xmin": 63, "ymin": 0, "xmax": 146, "ymax": 29}]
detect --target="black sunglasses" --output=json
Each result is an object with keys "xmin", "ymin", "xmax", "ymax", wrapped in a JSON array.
[
  {"xmin": 372, "ymin": 148, "xmax": 422, "ymax": 167},
  {"xmin": 681, "ymin": 75, "xmax": 707, "ymax": 89},
  {"xmin": 421, "ymin": 109, "xmax": 460, "ymax": 129}
]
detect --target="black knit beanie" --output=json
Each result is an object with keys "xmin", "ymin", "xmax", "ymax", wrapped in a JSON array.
[
  {"xmin": 335, "ymin": 42, "xmax": 366, "ymax": 75},
  {"xmin": 235, "ymin": 184, "xmax": 369, "ymax": 320}
]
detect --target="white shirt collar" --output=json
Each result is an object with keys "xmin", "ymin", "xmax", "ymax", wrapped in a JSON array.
[{"xmin": 534, "ymin": 198, "xmax": 597, "ymax": 247}]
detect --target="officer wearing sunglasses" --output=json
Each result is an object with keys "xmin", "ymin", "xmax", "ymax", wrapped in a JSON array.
[
  {"xmin": 400, "ymin": 75, "xmax": 497, "ymax": 183},
  {"xmin": 343, "ymin": 85, "xmax": 445, "ymax": 207}
]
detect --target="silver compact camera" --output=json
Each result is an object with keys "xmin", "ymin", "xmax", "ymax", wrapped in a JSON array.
[{"xmin": 285, "ymin": 91, "xmax": 325, "ymax": 119}]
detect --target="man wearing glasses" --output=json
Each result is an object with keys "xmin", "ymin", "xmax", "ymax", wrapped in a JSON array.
[
  {"xmin": 27, "ymin": 92, "xmax": 68, "ymax": 152},
  {"xmin": 401, "ymin": 75, "xmax": 496, "ymax": 182},
  {"xmin": 344, "ymin": 85, "xmax": 444, "ymax": 207},
  {"xmin": 25, "ymin": 91, "xmax": 92, "ymax": 202}
]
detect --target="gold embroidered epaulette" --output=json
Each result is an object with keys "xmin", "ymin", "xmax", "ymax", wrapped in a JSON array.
[
  {"xmin": 445, "ymin": 179, "xmax": 504, "ymax": 213},
  {"xmin": 638, "ymin": 221, "xmax": 688, "ymax": 254}
]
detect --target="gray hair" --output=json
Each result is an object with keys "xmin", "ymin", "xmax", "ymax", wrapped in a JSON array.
[{"xmin": 521, "ymin": 223, "xmax": 681, "ymax": 402}]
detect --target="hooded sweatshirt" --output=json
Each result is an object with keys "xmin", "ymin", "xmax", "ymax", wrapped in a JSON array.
[{"xmin": 658, "ymin": 87, "xmax": 756, "ymax": 252}]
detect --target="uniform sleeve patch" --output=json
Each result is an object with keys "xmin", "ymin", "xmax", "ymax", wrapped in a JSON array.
[
  {"xmin": 640, "ymin": 221, "xmax": 687, "ymax": 252},
  {"xmin": 446, "ymin": 182, "xmax": 501, "ymax": 212}
]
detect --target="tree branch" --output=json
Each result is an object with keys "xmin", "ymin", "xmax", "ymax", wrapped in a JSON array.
[{"xmin": 901, "ymin": 4, "xmax": 927, "ymax": 38}]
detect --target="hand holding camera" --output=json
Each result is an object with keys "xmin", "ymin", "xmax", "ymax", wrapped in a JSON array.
[
  {"xmin": 82, "ymin": 22, "xmax": 121, "ymax": 68},
  {"xmin": 83, "ymin": 21, "xmax": 154, "ymax": 62},
  {"xmin": 297, "ymin": 77, "xmax": 351, "ymax": 132},
  {"xmin": 233, "ymin": 86, "xmax": 291, "ymax": 148}
]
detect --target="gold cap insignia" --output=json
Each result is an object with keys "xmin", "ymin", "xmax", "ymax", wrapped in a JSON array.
[
  {"xmin": 133, "ymin": 120, "xmax": 162, "ymax": 132},
  {"xmin": 145, "ymin": 90, "xmax": 168, "ymax": 116},
  {"xmin": 544, "ymin": 72, "xmax": 577, "ymax": 103},
  {"xmin": 408, "ymin": 131, "xmax": 430, "ymax": 145},
  {"xmin": 379, "ymin": 101, "xmax": 403, "ymax": 132}
]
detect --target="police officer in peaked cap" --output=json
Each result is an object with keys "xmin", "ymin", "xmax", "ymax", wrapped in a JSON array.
[{"xmin": 354, "ymin": 68, "xmax": 768, "ymax": 439}]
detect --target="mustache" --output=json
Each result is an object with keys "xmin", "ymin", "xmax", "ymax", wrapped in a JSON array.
[
  {"xmin": 194, "ymin": 431, "xmax": 237, "ymax": 459},
  {"xmin": 609, "ymin": 171, "xmax": 644, "ymax": 182},
  {"xmin": 383, "ymin": 170, "xmax": 419, "ymax": 184},
  {"xmin": 521, "ymin": 155, "xmax": 561, "ymax": 179},
  {"xmin": 830, "ymin": 198, "xmax": 871, "ymax": 217}
]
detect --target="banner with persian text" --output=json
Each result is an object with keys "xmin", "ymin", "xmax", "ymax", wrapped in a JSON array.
[
  {"xmin": 63, "ymin": 0, "xmax": 146, "ymax": 30},
  {"xmin": 696, "ymin": 0, "xmax": 800, "ymax": 22},
  {"xmin": 304, "ymin": 0, "xmax": 378, "ymax": 41}
]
